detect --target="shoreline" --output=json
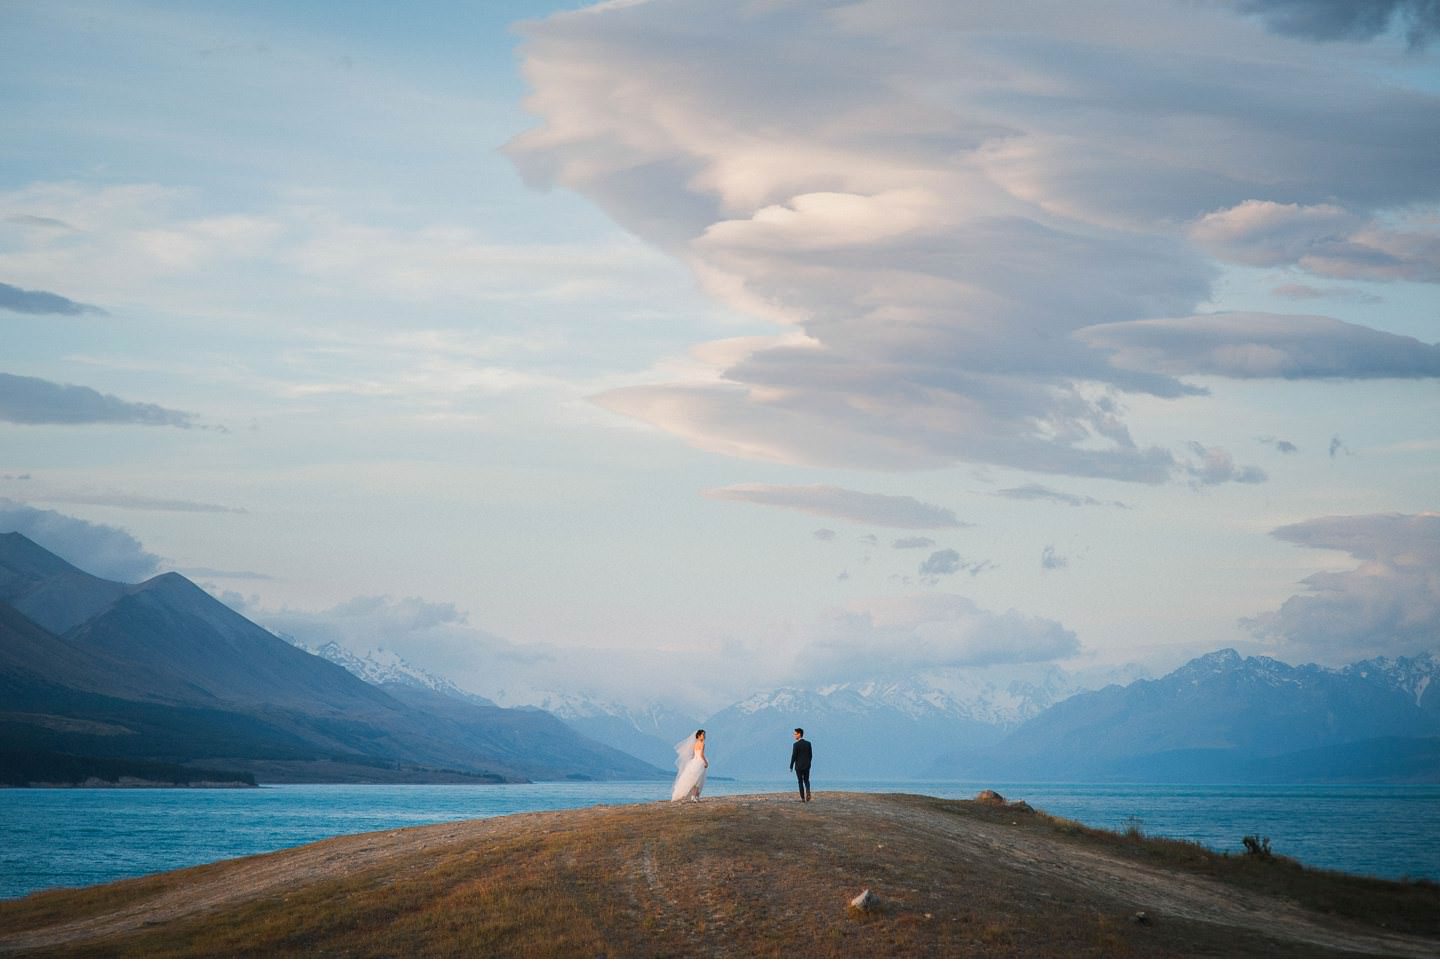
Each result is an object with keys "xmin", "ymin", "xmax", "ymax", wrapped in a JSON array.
[{"xmin": 1, "ymin": 792, "xmax": 1437, "ymax": 957}]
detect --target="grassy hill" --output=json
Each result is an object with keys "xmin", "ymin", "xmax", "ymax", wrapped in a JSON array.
[{"xmin": 1, "ymin": 792, "xmax": 1436, "ymax": 958}]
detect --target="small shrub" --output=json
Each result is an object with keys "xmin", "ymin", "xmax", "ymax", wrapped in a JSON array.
[
  {"xmin": 1121, "ymin": 816, "xmax": 1144, "ymax": 840},
  {"xmin": 1242, "ymin": 835, "xmax": 1272, "ymax": 859}
]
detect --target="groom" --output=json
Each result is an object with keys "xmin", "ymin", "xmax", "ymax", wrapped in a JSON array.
[{"xmin": 789, "ymin": 728, "xmax": 813, "ymax": 802}]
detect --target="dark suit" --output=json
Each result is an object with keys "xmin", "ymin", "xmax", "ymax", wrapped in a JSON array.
[{"xmin": 789, "ymin": 738, "xmax": 813, "ymax": 800}]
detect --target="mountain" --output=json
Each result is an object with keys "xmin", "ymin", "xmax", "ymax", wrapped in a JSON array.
[
  {"xmin": 690, "ymin": 662, "xmax": 1143, "ymax": 780},
  {"xmin": 282, "ymin": 637, "xmax": 668, "ymax": 782},
  {"xmin": 0, "ymin": 532, "xmax": 128, "ymax": 635},
  {"xmin": 0, "ymin": 532, "xmax": 663, "ymax": 784},
  {"xmin": 289, "ymin": 637, "xmax": 494, "ymax": 706},
  {"xmin": 518, "ymin": 693, "xmax": 697, "ymax": 771},
  {"xmin": 941, "ymin": 648, "xmax": 1440, "ymax": 782},
  {"xmin": 702, "ymin": 682, "xmax": 1005, "ymax": 779}
]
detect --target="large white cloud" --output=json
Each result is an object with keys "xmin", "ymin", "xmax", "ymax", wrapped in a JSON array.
[
  {"xmin": 1244, "ymin": 512, "xmax": 1440, "ymax": 662},
  {"xmin": 797, "ymin": 593, "xmax": 1082, "ymax": 682},
  {"xmin": 508, "ymin": 0, "xmax": 1440, "ymax": 481}
]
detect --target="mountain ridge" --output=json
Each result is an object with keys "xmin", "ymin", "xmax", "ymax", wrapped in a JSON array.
[{"xmin": 0, "ymin": 533, "xmax": 663, "ymax": 784}]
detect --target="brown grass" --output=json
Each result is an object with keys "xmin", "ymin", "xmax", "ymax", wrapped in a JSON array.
[{"xmin": 1, "ymin": 792, "xmax": 1436, "ymax": 958}]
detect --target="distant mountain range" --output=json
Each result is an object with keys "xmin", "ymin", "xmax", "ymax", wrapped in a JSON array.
[
  {"xmin": 938, "ymin": 648, "xmax": 1440, "ymax": 782},
  {"xmin": 513, "ymin": 693, "xmax": 696, "ymax": 772},
  {"xmin": 530, "ymin": 653, "xmax": 1437, "ymax": 783},
  {"xmin": 0, "ymin": 532, "xmax": 664, "ymax": 786},
  {"xmin": 3, "ymin": 530, "xmax": 1434, "ymax": 787}
]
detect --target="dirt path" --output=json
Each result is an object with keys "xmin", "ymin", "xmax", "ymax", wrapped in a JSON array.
[{"xmin": 1, "ymin": 792, "xmax": 1435, "ymax": 957}]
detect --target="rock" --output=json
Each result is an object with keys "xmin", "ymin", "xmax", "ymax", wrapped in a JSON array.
[
  {"xmin": 976, "ymin": 790, "xmax": 1006, "ymax": 805},
  {"xmin": 1009, "ymin": 800, "xmax": 1036, "ymax": 814},
  {"xmin": 1132, "ymin": 911, "xmax": 1151, "ymax": 926},
  {"xmin": 850, "ymin": 888, "xmax": 879, "ymax": 912}
]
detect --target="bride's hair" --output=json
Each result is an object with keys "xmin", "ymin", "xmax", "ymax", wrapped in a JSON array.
[{"xmin": 695, "ymin": 729, "xmax": 705, "ymax": 739}]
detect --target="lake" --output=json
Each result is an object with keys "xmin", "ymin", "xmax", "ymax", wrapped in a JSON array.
[{"xmin": 2, "ymin": 779, "xmax": 1437, "ymax": 900}]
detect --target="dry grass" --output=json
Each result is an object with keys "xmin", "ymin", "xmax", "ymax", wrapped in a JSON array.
[{"xmin": 2, "ymin": 792, "xmax": 1436, "ymax": 959}]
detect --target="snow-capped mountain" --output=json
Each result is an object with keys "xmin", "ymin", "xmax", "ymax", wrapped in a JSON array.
[
  {"xmin": 284, "ymin": 636, "xmax": 493, "ymax": 706},
  {"xmin": 707, "ymin": 680, "xmax": 1015, "ymax": 779},
  {"xmin": 732, "ymin": 662, "xmax": 1143, "ymax": 728},
  {"xmin": 944, "ymin": 648, "xmax": 1440, "ymax": 782},
  {"xmin": 507, "ymin": 691, "xmax": 698, "ymax": 771}
]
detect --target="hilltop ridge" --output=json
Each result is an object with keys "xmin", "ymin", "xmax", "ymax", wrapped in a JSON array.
[{"xmin": 1, "ymin": 793, "xmax": 1435, "ymax": 958}]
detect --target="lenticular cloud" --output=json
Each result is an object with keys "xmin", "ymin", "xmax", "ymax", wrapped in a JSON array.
[{"xmin": 508, "ymin": 0, "xmax": 1440, "ymax": 482}]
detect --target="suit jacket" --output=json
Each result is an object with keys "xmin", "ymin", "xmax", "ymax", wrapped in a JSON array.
[{"xmin": 790, "ymin": 738, "xmax": 813, "ymax": 771}]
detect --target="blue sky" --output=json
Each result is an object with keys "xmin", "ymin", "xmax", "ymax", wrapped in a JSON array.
[{"xmin": 2, "ymin": 0, "xmax": 1437, "ymax": 714}]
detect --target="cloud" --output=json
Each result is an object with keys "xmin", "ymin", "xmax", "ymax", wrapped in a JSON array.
[
  {"xmin": 1041, "ymin": 545, "xmax": 1069, "ymax": 571},
  {"xmin": 1242, "ymin": 512, "xmax": 1440, "ymax": 662},
  {"xmin": 1235, "ymin": 0, "xmax": 1440, "ymax": 46},
  {"xmin": 0, "ymin": 373, "xmax": 194, "ymax": 427},
  {"xmin": 919, "ymin": 549, "xmax": 994, "ymax": 579},
  {"xmin": 812, "ymin": 528, "xmax": 836, "ymax": 542},
  {"xmin": 920, "ymin": 550, "xmax": 962, "ymax": 576},
  {"xmin": 1330, "ymin": 435, "xmax": 1351, "ymax": 458},
  {"xmin": 0, "ymin": 487, "xmax": 246, "ymax": 514},
  {"xmin": 993, "ymin": 484, "xmax": 1130, "ymax": 509},
  {"xmin": 256, "ymin": 595, "xmax": 479, "ymax": 669},
  {"xmin": 1270, "ymin": 283, "xmax": 1380, "ymax": 304},
  {"xmin": 798, "ymin": 593, "xmax": 1082, "ymax": 680},
  {"xmin": 513, "ymin": 0, "xmax": 1440, "ymax": 483},
  {"xmin": 892, "ymin": 536, "xmax": 934, "ymax": 549},
  {"xmin": 704, "ymin": 483, "xmax": 968, "ymax": 529},
  {"xmin": 0, "ymin": 281, "xmax": 104, "ymax": 316},
  {"xmin": 1078, "ymin": 313, "xmax": 1440, "ymax": 380},
  {"xmin": 1183, "ymin": 443, "xmax": 1267, "ymax": 486},
  {"xmin": 1258, "ymin": 436, "xmax": 1299, "ymax": 454},
  {"xmin": 1190, "ymin": 201, "xmax": 1440, "ymax": 282},
  {"xmin": 183, "ymin": 567, "xmax": 274, "ymax": 580},
  {"xmin": 0, "ymin": 500, "xmax": 162, "ymax": 582}
]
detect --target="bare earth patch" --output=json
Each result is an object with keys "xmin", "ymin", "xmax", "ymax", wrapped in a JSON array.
[{"xmin": 1, "ymin": 792, "xmax": 1436, "ymax": 958}]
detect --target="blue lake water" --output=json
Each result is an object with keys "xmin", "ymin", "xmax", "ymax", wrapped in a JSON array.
[{"xmin": 1, "ymin": 779, "xmax": 1437, "ymax": 900}]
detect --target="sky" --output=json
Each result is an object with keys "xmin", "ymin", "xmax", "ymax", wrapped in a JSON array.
[{"xmin": 2, "ymin": 0, "xmax": 1437, "ymax": 716}]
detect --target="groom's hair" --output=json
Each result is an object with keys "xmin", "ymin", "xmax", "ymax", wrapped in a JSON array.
[{"xmin": 794, "ymin": 728, "xmax": 803, "ymax": 737}]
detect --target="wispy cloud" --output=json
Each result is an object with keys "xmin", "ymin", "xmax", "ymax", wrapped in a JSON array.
[
  {"xmin": 1258, "ymin": 436, "xmax": 1299, "ymax": 454},
  {"xmin": 1078, "ymin": 313, "xmax": 1440, "ymax": 380},
  {"xmin": 1235, "ymin": 0, "xmax": 1440, "ymax": 46},
  {"xmin": 1184, "ymin": 443, "xmax": 1267, "ymax": 486},
  {"xmin": 0, "ymin": 281, "xmax": 104, "ymax": 316},
  {"xmin": 0, "ymin": 484, "xmax": 246, "ymax": 514},
  {"xmin": 0, "ymin": 373, "xmax": 193, "ymax": 427},
  {"xmin": 704, "ymin": 483, "xmax": 969, "ymax": 530},
  {"xmin": 993, "ymin": 484, "xmax": 1130, "ymax": 509},
  {"xmin": 919, "ymin": 549, "xmax": 994, "ymax": 579}
]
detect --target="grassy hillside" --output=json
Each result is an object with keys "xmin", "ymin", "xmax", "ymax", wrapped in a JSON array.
[{"xmin": 2, "ymin": 792, "xmax": 1436, "ymax": 958}]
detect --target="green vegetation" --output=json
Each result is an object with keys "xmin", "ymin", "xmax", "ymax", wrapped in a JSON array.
[{"xmin": 0, "ymin": 750, "xmax": 255, "ymax": 787}]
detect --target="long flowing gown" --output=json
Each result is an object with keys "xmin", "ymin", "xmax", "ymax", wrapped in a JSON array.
[{"xmin": 670, "ymin": 736, "xmax": 707, "ymax": 802}]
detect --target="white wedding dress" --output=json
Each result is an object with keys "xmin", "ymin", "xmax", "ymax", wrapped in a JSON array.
[{"xmin": 670, "ymin": 736, "xmax": 707, "ymax": 802}]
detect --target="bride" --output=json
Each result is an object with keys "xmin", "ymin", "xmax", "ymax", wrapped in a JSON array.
[{"xmin": 670, "ymin": 729, "xmax": 708, "ymax": 802}]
